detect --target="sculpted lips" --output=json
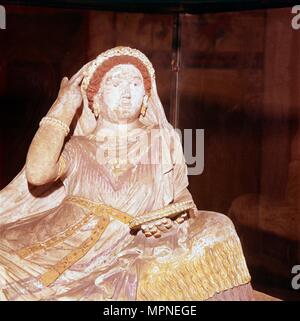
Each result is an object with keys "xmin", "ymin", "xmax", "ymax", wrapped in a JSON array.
[
  {"xmin": 120, "ymin": 99, "xmax": 132, "ymax": 111},
  {"xmin": 121, "ymin": 98, "xmax": 131, "ymax": 105}
]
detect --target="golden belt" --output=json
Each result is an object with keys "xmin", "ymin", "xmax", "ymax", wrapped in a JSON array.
[
  {"xmin": 16, "ymin": 196, "xmax": 133, "ymax": 287},
  {"xmin": 16, "ymin": 196, "xmax": 193, "ymax": 287}
]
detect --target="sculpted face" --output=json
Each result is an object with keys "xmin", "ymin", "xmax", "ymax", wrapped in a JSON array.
[{"xmin": 96, "ymin": 64, "xmax": 146, "ymax": 124}]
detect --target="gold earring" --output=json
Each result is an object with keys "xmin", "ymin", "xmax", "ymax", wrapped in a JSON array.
[
  {"xmin": 93, "ymin": 100, "xmax": 100, "ymax": 118},
  {"xmin": 93, "ymin": 94, "xmax": 102, "ymax": 118},
  {"xmin": 141, "ymin": 95, "xmax": 148, "ymax": 117}
]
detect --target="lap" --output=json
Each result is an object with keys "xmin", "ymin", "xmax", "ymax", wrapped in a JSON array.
[{"xmin": 137, "ymin": 210, "xmax": 251, "ymax": 300}]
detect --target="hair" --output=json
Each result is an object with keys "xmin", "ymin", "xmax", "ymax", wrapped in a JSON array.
[{"xmin": 86, "ymin": 55, "xmax": 152, "ymax": 109}]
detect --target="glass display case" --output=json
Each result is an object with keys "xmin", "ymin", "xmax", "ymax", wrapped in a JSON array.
[{"xmin": 0, "ymin": 0, "xmax": 299, "ymax": 300}]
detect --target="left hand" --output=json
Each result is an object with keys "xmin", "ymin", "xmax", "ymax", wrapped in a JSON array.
[{"xmin": 141, "ymin": 212, "xmax": 189, "ymax": 238}]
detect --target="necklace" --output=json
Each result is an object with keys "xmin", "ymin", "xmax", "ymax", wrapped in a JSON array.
[
  {"xmin": 106, "ymin": 143, "xmax": 152, "ymax": 176},
  {"xmin": 93, "ymin": 136, "xmax": 152, "ymax": 177},
  {"xmin": 87, "ymin": 125, "xmax": 157, "ymax": 177},
  {"xmin": 108, "ymin": 158, "xmax": 136, "ymax": 176}
]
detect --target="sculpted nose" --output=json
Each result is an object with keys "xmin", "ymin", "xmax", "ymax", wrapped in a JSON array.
[{"xmin": 122, "ymin": 84, "xmax": 131, "ymax": 98}]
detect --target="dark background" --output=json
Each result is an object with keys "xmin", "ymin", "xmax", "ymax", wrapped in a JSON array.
[{"xmin": 0, "ymin": 1, "xmax": 299, "ymax": 300}]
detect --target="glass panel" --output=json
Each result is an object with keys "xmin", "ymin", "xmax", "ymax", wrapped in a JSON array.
[
  {"xmin": 0, "ymin": 2, "xmax": 298, "ymax": 300},
  {"xmin": 179, "ymin": 8, "xmax": 299, "ymax": 300}
]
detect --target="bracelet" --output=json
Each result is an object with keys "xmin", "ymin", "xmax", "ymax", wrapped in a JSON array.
[{"xmin": 39, "ymin": 116, "xmax": 70, "ymax": 137}]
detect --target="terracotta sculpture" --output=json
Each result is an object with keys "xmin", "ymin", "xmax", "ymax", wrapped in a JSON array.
[{"xmin": 0, "ymin": 47, "xmax": 253, "ymax": 300}]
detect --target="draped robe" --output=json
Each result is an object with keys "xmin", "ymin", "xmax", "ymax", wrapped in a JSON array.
[{"xmin": 0, "ymin": 127, "xmax": 253, "ymax": 300}]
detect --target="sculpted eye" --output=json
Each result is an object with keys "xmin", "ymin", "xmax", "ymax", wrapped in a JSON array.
[
  {"xmin": 112, "ymin": 80, "xmax": 120, "ymax": 87},
  {"xmin": 133, "ymin": 79, "xmax": 142, "ymax": 87}
]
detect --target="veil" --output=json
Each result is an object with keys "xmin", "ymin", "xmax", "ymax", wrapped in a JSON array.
[{"xmin": 0, "ymin": 47, "xmax": 177, "ymax": 225}]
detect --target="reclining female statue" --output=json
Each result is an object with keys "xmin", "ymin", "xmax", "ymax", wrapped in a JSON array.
[{"xmin": 0, "ymin": 47, "xmax": 253, "ymax": 300}]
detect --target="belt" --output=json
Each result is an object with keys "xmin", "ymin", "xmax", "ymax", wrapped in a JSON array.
[
  {"xmin": 17, "ymin": 196, "xmax": 192, "ymax": 287},
  {"xmin": 16, "ymin": 196, "xmax": 133, "ymax": 287}
]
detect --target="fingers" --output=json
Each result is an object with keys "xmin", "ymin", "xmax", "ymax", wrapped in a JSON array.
[
  {"xmin": 59, "ymin": 62, "xmax": 92, "ymax": 93},
  {"xmin": 175, "ymin": 212, "xmax": 188, "ymax": 224},
  {"xmin": 161, "ymin": 218, "xmax": 172, "ymax": 229},
  {"xmin": 140, "ymin": 209, "xmax": 192, "ymax": 239},
  {"xmin": 69, "ymin": 63, "xmax": 88, "ymax": 82},
  {"xmin": 59, "ymin": 62, "xmax": 91, "ymax": 91},
  {"xmin": 141, "ymin": 223, "xmax": 160, "ymax": 238},
  {"xmin": 70, "ymin": 62, "xmax": 91, "ymax": 84},
  {"xmin": 141, "ymin": 223, "xmax": 161, "ymax": 238},
  {"xmin": 71, "ymin": 71, "xmax": 87, "ymax": 87},
  {"xmin": 141, "ymin": 218, "xmax": 173, "ymax": 238},
  {"xmin": 60, "ymin": 72, "xmax": 85, "ymax": 93},
  {"xmin": 60, "ymin": 77, "xmax": 69, "ymax": 87},
  {"xmin": 154, "ymin": 219, "xmax": 168, "ymax": 233}
]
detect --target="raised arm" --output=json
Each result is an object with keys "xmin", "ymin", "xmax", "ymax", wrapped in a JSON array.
[{"xmin": 25, "ymin": 65, "xmax": 88, "ymax": 186}]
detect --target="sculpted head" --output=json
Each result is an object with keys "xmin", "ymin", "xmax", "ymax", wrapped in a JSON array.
[
  {"xmin": 84, "ymin": 48, "xmax": 154, "ymax": 125},
  {"xmin": 94, "ymin": 64, "xmax": 145, "ymax": 124}
]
